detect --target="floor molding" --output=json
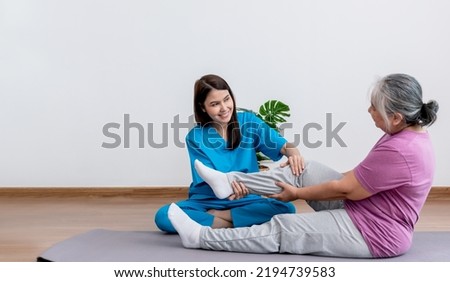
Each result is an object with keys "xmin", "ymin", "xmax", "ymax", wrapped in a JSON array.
[
  {"xmin": 426, "ymin": 187, "xmax": 450, "ymax": 200},
  {"xmin": 0, "ymin": 186, "xmax": 449, "ymax": 199},
  {"xmin": 0, "ymin": 187, "xmax": 189, "ymax": 198}
]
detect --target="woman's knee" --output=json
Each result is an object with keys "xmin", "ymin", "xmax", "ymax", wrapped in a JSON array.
[
  {"xmin": 285, "ymin": 202, "xmax": 296, "ymax": 214},
  {"xmin": 271, "ymin": 199, "xmax": 296, "ymax": 214},
  {"xmin": 154, "ymin": 204, "xmax": 176, "ymax": 233},
  {"xmin": 302, "ymin": 160, "xmax": 343, "ymax": 186}
]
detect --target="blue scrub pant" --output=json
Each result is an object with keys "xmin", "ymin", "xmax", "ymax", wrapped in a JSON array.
[{"xmin": 154, "ymin": 195, "xmax": 296, "ymax": 233}]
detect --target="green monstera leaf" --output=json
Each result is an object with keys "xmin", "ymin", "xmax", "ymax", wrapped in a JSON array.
[{"xmin": 256, "ymin": 100, "xmax": 290, "ymax": 130}]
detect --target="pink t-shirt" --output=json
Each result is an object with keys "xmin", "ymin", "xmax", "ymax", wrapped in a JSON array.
[{"xmin": 346, "ymin": 130, "xmax": 435, "ymax": 258}]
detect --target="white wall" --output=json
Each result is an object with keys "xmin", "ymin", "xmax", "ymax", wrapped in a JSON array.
[{"xmin": 1, "ymin": 0, "xmax": 449, "ymax": 187}]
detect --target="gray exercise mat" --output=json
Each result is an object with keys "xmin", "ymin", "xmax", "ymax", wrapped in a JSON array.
[{"xmin": 37, "ymin": 229, "xmax": 450, "ymax": 262}]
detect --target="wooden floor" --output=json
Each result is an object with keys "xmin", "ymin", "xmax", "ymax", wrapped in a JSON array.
[{"xmin": 0, "ymin": 193, "xmax": 449, "ymax": 262}]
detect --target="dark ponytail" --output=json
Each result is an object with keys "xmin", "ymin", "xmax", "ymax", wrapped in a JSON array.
[{"xmin": 419, "ymin": 100, "xmax": 439, "ymax": 126}]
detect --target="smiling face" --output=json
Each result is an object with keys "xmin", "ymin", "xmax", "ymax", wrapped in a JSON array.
[{"xmin": 202, "ymin": 89, "xmax": 234, "ymax": 127}]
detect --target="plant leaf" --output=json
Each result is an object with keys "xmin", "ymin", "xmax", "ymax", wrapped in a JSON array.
[{"xmin": 258, "ymin": 100, "xmax": 291, "ymax": 131}]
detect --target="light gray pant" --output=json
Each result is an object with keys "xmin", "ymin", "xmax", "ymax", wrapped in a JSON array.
[{"xmin": 199, "ymin": 161, "xmax": 372, "ymax": 258}]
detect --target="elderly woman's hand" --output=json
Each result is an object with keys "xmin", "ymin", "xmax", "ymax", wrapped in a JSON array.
[{"xmin": 268, "ymin": 181, "xmax": 299, "ymax": 202}]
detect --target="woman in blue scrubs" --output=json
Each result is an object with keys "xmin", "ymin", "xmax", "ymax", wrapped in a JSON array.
[{"xmin": 154, "ymin": 74, "xmax": 304, "ymax": 233}]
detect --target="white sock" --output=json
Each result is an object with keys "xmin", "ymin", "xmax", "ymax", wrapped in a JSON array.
[
  {"xmin": 194, "ymin": 159, "xmax": 233, "ymax": 199},
  {"xmin": 167, "ymin": 203, "xmax": 201, "ymax": 249}
]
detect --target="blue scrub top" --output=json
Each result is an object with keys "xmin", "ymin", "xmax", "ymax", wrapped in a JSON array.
[{"xmin": 186, "ymin": 111, "xmax": 287, "ymax": 199}]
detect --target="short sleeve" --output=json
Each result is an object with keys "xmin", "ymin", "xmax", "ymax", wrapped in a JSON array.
[
  {"xmin": 354, "ymin": 144, "xmax": 412, "ymax": 195},
  {"xmin": 240, "ymin": 112, "xmax": 286, "ymax": 161}
]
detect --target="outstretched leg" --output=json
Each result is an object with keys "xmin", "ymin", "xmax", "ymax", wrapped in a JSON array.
[
  {"xmin": 195, "ymin": 159, "xmax": 344, "ymax": 211},
  {"xmin": 167, "ymin": 203, "xmax": 203, "ymax": 248},
  {"xmin": 169, "ymin": 206, "xmax": 372, "ymax": 258},
  {"xmin": 195, "ymin": 159, "xmax": 297, "ymax": 199},
  {"xmin": 194, "ymin": 160, "xmax": 233, "ymax": 199}
]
